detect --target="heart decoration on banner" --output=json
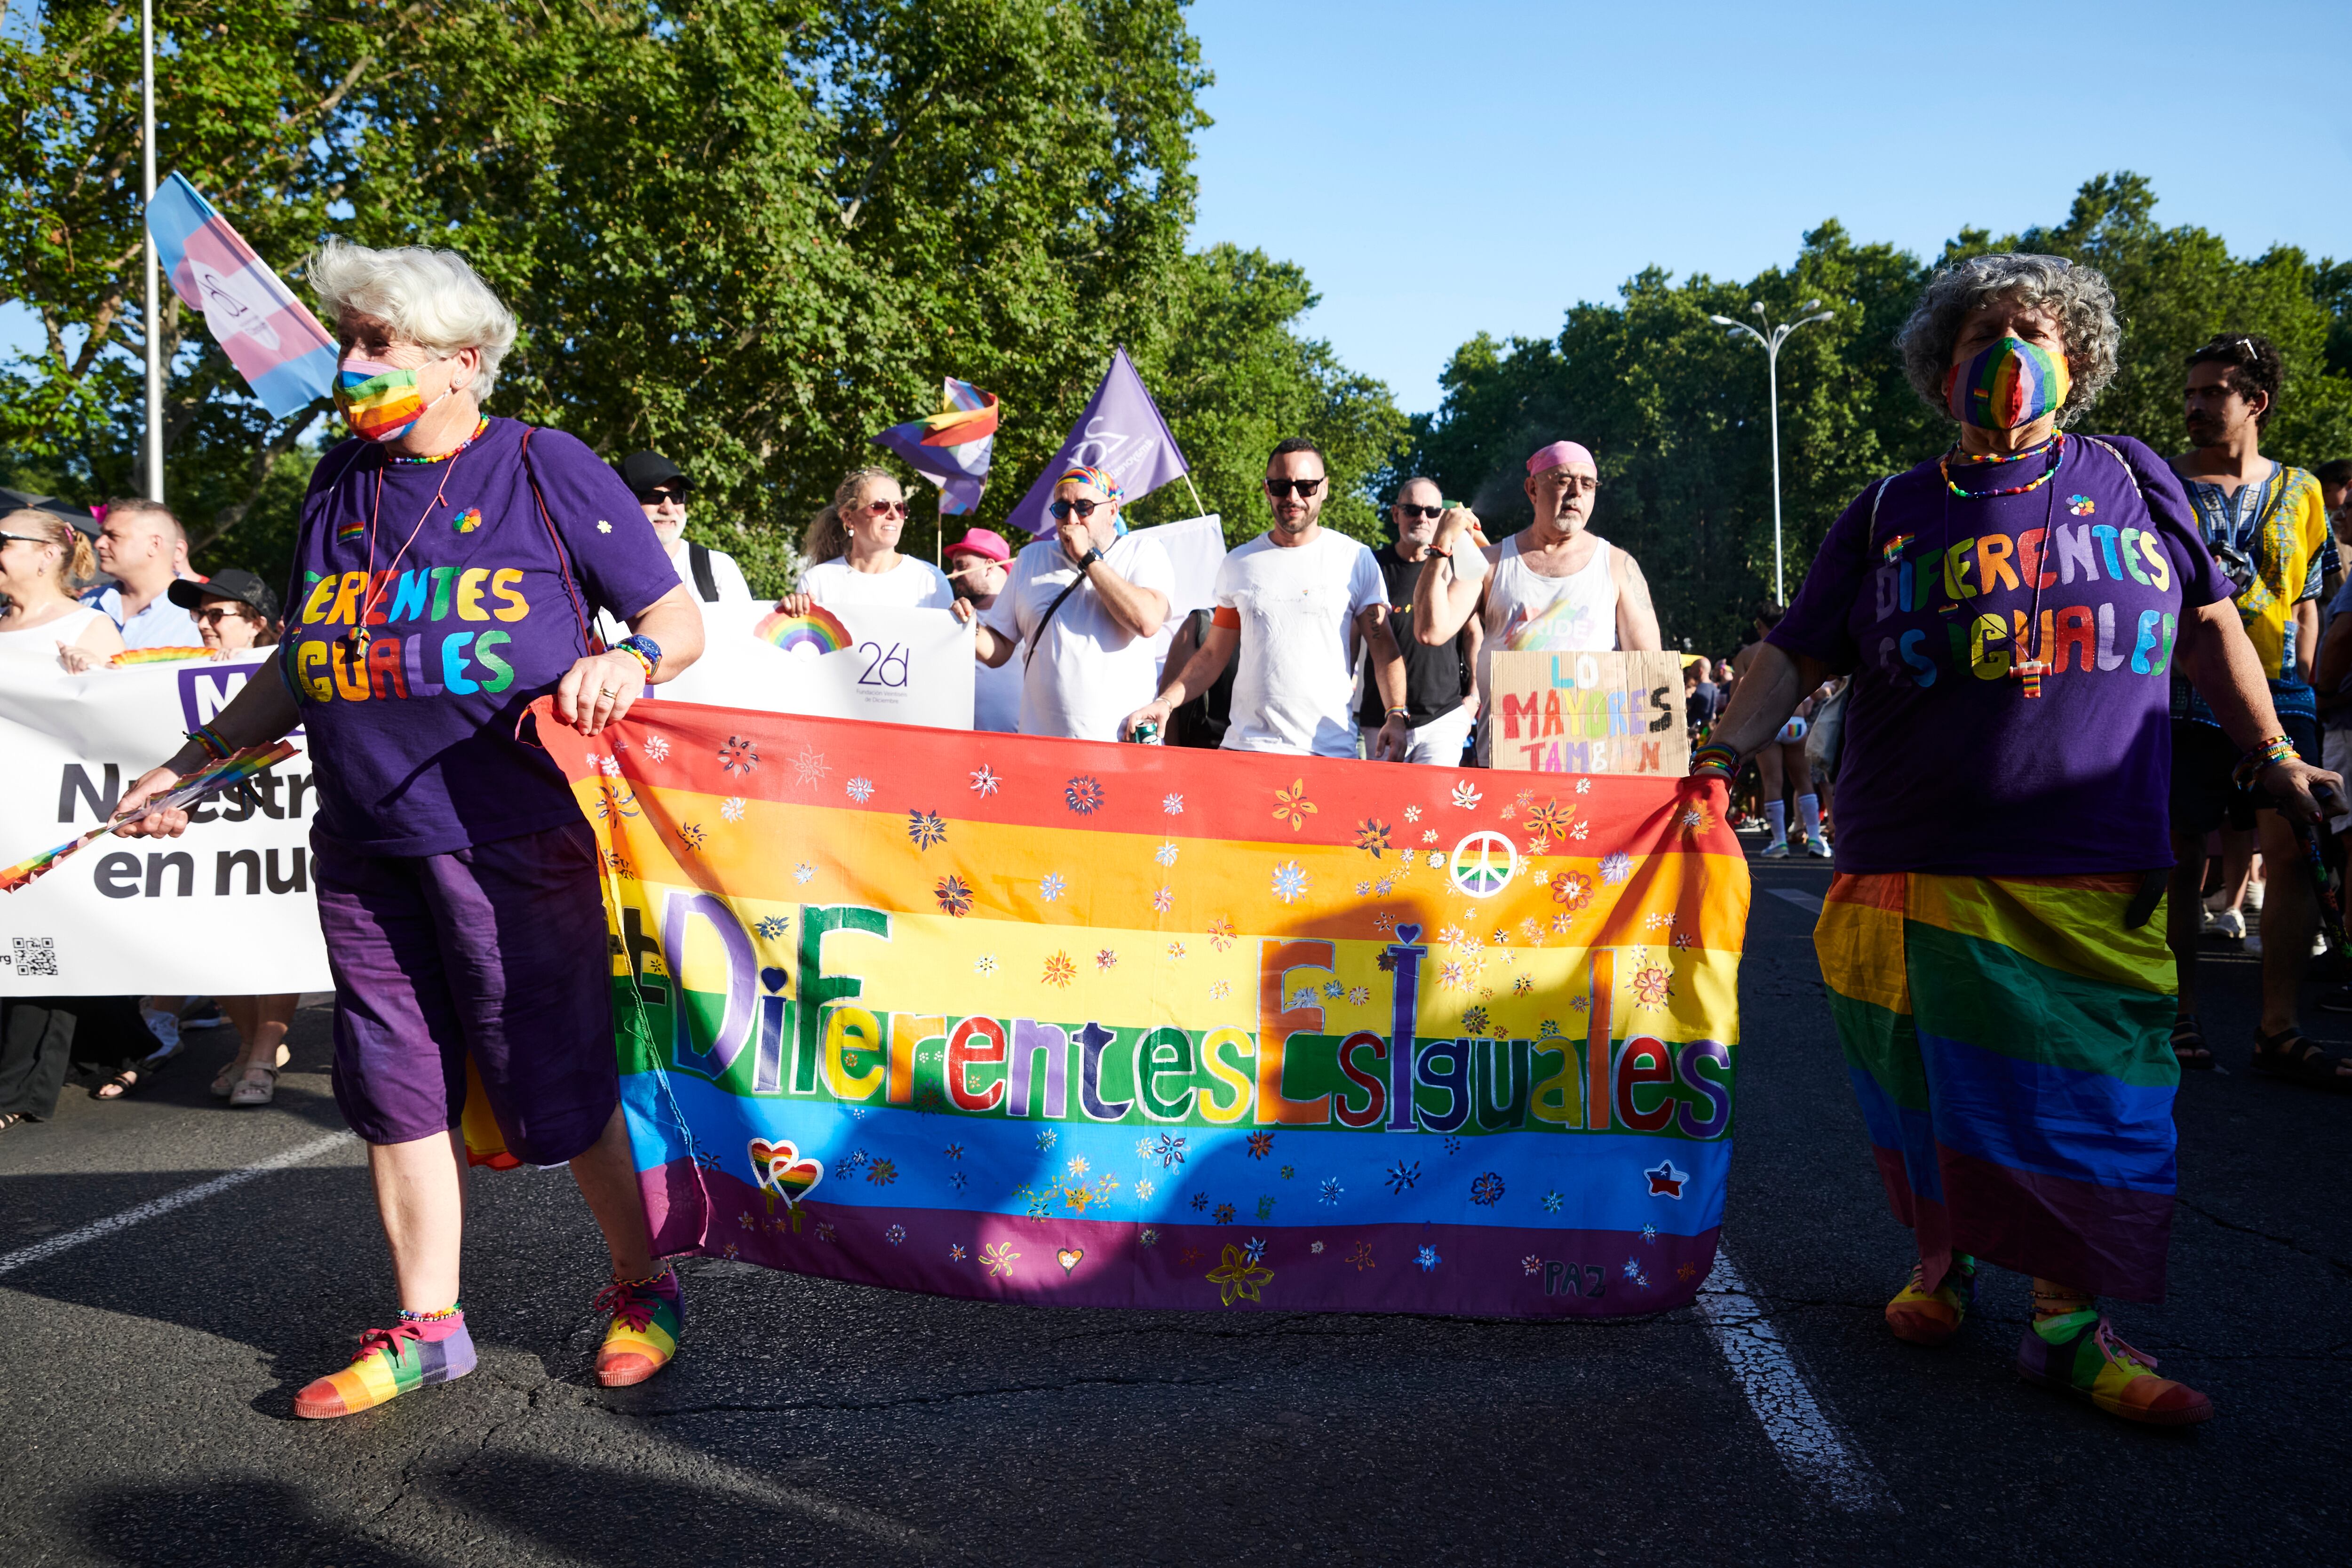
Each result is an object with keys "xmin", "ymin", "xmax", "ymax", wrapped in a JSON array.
[
  {"xmin": 747, "ymin": 1138, "xmax": 825, "ymax": 1208},
  {"xmin": 1056, "ymin": 1247, "xmax": 1085, "ymax": 1275}
]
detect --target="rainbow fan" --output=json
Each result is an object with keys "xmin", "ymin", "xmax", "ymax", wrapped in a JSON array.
[
  {"xmin": 752, "ymin": 605, "xmax": 853, "ymax": 656},
  {"xmin": 0, "ymin": 740, "xmax": 300, "ymax": 893}
]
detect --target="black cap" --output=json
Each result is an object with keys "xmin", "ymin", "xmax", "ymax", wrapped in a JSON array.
[
  {"xmin": 617, "ymin": 451, "xmax": 690, "ymax": 497},
  {"xmin": 170, "ymin": 568, "xmax": 280, "ymax": 623}
]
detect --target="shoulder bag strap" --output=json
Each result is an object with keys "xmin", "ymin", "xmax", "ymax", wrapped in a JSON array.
[
  {"xmin": 687, "ymin": 540, "xmax": 720, "ymax": 602},
  {"xmin": 1023, "ymin": 557, "xmax": 1092, "ymax": 671}
]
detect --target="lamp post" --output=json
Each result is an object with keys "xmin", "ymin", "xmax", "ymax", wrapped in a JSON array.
[
  {"xmin": 141, "ymin": 0, "xmax": 163, "ymax": 502},
  {"xmin": 1708, "ymin": 298, "xmax": 1833, "ymax": 603}
]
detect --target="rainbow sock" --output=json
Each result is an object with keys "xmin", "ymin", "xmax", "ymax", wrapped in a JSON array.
[
  {"xmin": 294, "ymin": 1306, "xmax": 476, "ymax": 1419},
  {"xmin": 596, "ymin": 1271, "xmax": 684, "ymax": 1388}
]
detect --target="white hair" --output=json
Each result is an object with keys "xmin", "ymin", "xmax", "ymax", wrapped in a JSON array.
[
  {"xmin": 307, "ymin": 238, "xmax": 519, "ymax": 401},
  {"xmin": 1896, "ymin": 252, "xmax": 2122, "ymax": 426}
]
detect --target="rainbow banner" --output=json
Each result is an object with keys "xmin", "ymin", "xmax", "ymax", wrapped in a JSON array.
[{"xmin": 536, "ymin": 700, "xmax": 1748, "ymax": 1317}]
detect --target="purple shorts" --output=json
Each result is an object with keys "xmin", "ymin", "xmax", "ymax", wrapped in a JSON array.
[{"xmin": 314, "ymin": 819, "xmax": 617, "ymax": 1165}]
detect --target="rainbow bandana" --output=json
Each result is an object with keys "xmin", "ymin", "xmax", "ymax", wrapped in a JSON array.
[
  {"xmin": 1944, "ymin": 336, "xmax": 2070, "ymax": 430},
  {"xmin": 334, "ymin": 357, "xmax": 435, "ymax": 443},
  {"xmin": 1057, "ymin": 464, "xmax": 1124, "ymax": 506}
]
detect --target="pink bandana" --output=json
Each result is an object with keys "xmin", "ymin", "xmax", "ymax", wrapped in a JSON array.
[{"xmin": 1525, "ymin": 440, "xmax": 1596, "ymax": 477}]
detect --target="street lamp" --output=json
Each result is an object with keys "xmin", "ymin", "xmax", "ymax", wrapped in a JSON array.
[{"xmin": 1708, "ymin": 298, "xmax": 1833, "ymax": 603}]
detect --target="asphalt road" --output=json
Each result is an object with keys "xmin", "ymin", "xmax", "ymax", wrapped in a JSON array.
[{"xmin": 2, "ymin": 844, "xmax": 2346, "ymax": 1567}]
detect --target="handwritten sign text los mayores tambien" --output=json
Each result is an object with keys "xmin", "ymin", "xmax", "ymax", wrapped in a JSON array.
[{"xmin": 1485, "ymin": 650, "xmax": 1688, "ymax": 777}]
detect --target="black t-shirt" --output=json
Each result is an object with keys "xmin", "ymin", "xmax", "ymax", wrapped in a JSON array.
[{"xmin": 1356, "ymin": 542, "xmax": 1470, "ymax": 727}]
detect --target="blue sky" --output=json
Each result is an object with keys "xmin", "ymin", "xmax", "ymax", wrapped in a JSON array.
[{"xmin": 1186, "ymin": 0, "xmax": 2352, "ymax": 412}]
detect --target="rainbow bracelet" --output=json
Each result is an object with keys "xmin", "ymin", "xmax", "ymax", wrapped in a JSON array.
[
  {"xmin": 2231, "ymin": 735, "xmax": 2299, "ymax": 791},
  {"xmin": 1691, "ymin": 741, "xmax": 1740, "ymax": 778},
  {"xmin": 184, "ymin": 724, "xmax": 232, "ymax": 764}
]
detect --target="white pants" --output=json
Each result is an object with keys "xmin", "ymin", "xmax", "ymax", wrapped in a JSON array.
[{"xmin": 1362, "ymin": 702, "xmax": 1477, "ymax": 766}]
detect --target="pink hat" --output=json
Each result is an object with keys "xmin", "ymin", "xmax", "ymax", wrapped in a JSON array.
[
  {"xmin": 943, "ymin": 526, "xmax": 1012, "ymax": 564},
  {"xmin": 1526, "ymin": 440, "xmax": 1597, "ymax": 476}
]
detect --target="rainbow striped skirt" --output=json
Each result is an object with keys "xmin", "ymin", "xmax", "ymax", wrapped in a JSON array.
[{"xmin": 1816, "ymin": 871, "xmax": 2179, "ymax": 1303}]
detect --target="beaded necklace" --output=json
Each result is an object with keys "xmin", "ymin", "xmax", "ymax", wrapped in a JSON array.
[
  {"xmin": 387, "ymin": 414, "xmax": 490, "ymax": 466},
  {"xmin": 1937, "ymin": 432, "xmax": 2064, "ymax": 498}
]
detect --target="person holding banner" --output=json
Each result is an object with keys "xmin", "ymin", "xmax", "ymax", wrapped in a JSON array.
[
  {"xmin": 0, "ymin": 509, "xmax": 124, "ymax": 669},
  {"xmin": 944, "ymin": 527, "xmax": 1025, "ymax": 733},
  {"xmin": 111, "ymin": 237, "xmax": 707, "ymax": 1418},
  {"xmin": 970, "ymin": 467, "xmax": 1172, "ymax": 740},
  {"xmin": 1124, "ymin": 438, "xmax": 1411, "ymax": 760},
  {"xmin": 780, "ymin": 468, "xmax": 955, "ymax": 612},
  {"xmin": 1695, "ymin": 252, "xmax": 2340, "ymax": 1427},
  {"xmin": 1410, "ymin": 440, "xmax": 1663, "ymax": 764}
]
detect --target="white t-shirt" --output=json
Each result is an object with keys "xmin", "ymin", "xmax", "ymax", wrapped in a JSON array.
[
  {"xmin": 0, "ymin": 604, "xmax": 109, "ymax": 660},
  {"xmin": 971, "ymin": 615, "xmax": 1024, "ymax": 733},
  {"xmin": 983, "ymin": 533, "xmax": 1175, "ymax": 740},
  {"xmin": 800, "ymin": 555, "xmax": 955, "ymax": 610},
  {"xmin": 1212, "ymin": 529, "xmax": 1384, "ymax": 757}
]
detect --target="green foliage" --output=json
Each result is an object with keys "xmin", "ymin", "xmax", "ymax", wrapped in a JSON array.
[
  {"xmin": 1, "ymin": 0, "xmax": 1403, "ymax": 597},
  {"xmin": 1402, "ymin": 175, "xmax": 2352, "ymax": 654}
]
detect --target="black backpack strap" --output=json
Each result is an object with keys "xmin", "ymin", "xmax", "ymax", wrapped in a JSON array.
[{"xmin": 687, "ymin": 541, "xmax": 720, "ymax": 602}]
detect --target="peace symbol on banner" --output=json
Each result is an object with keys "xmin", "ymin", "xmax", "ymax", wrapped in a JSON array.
[{"xmin": 1449, "ymin": 830, "xmax": 1518, "ymax": 899}]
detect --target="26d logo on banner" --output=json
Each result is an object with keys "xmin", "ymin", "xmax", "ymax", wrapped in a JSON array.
[{"xmin": 855, "ymin": 642, "xmax": 911, "ymax": 689}]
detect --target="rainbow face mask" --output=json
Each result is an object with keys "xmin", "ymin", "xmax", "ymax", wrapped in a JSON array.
[
  {"xmin": 1944, "ymin": 335, "xmax": 2071, "ymax": 430},
  {"xmin": 334, "ymin": 355, "xmax": 449, "ymax": 443}
]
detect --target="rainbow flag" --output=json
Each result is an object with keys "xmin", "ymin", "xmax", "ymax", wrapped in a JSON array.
[
  {"xmin": 146, "ymin": 173, "xmax": 337, "ymax": 419},
  {"xmin": 869, "ymin": 378, "xmax": 1000, "ymax": 515},
  {"xmin": 536, "ymin": 701, "xmax": 1748, "ymax": 1317},
  {"xmin": 109, "ymin": 646, "xmax": 214, "ymax": 667},
  {"xmin": 0, "ymin": 740, "xmax": 299, "ymax": 893}
]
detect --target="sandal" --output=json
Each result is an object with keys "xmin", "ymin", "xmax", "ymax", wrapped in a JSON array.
[
  {"xmin": 2169, "ymin": 1015, "xmax": 2214, "ymax": 1070},
  {"xmin": 0, "ymin": 1112, "xmax": 27, "ymax": 1133},
  {"xmin": 210, "ymin": 1061, "xmax": 239, "ymax": 1099},
  {"xmin": 2249, "ymin": 1027, "xmax": 2352, "ymax": 1090},
  {"xmin": 92, "ymin": 1066, "xmax": 144, "ymax": 1100},
  {"xmin": 228, "ymin": 1064, "xmax": 278, "ymax": 1107}
]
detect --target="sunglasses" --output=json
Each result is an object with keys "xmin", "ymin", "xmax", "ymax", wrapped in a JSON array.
[
  {"xmin": 638, "ymin": 487, "xmax": 687, "ymax": 505},
  {"xmin": 0, "ymin": 531, "xmax": 52, "ymax": 546},
  {"xmin": 861, "ymin": 499, "xmax": 909, "ymax": 517},
  {"xmin": 1394, "ymin": 504, "xmax": 1443, "ymax": 521},
  {"xmin": 1049, "ymin": 498, "xmax": 1108, "ymax": 521},
  {"xmin": 1264, "ymin": 477, "xmax": 1325, "ymax": 499},
  {"xmin": 194, "ymin": 605, "xmax": 257, "ymax": 627}
]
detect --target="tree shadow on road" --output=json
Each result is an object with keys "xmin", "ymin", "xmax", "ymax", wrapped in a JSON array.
[{"xmin": 72, "ymin": 1478, "xmax": 443, "ymax": 1568}]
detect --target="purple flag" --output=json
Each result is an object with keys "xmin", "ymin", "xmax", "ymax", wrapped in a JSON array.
[{"xmin": 1008, "ymin": 347, "xmax": 1192, "ymax": 534}]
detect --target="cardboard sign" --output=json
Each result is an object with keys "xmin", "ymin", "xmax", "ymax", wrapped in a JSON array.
[{"xmin": 1484, "ymin": 651, "xmax": 1688, "ymax": 777}]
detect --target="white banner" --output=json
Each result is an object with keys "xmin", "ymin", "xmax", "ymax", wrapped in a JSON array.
[
  {"xmin": 657, "ymin": 603, "xmax": 975, "ymax": 727},
  {"xmin": 0, "ymin": 651, "xmax": 331, "ymax": 996}
]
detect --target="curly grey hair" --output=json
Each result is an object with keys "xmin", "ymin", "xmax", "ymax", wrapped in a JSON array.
[
  {"xmin": 1896, "ymin": 253, "xmax": 2121, "ymax": 426},
  {"xmin": 306, "ymin": 237, "xmax": 518, "ymax": 401}
]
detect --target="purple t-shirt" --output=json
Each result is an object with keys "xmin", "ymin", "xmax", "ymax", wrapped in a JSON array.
[
  {"xmin": 282, "ymin": 418, "xmax": 680, "ymax": 855},
  {"xmin": 1767, "ymin": 433, "xmax": 2231, "ymax": 876}
]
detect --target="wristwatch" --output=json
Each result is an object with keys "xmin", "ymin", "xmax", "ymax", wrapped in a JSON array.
[{"xmin": 1078, "ymin": 547, "xmax": 1104, "ymax": 570}]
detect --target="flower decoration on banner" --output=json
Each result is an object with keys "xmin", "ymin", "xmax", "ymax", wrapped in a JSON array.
[
  {"xmin": 1462, "ymin": 1005, "xmax": 1491, "ymax": 1035},
  {"xmin": 969, "ymin": 764, "xmax": 1000, "ymax": 797},
  {"xmin": 1206, "ymin": 916, "xmax": 1237, "ymax": 951},
  {"xmin": 1598, "ymin": 852, "xmax": 1634, "ymax": 884},
  {"xmin": 677, "ymin": 823, "xmax": 706, "ymax": 851},
  {"xmin": 1042, "ymin": 951, "xmax": 1076, "ymax": 988},
  {"xmin": 1166, "ymin": 940, "xmax": 1186, "ymax": 959},
  {"xmin": 1403, "ymin": 805, "xmax": 1422, "ymax": 823},
  {"xmin": 642, "ymin": 734, "xmax": 670, "ymax": 762},
  {"xmin": 980, "ymin": 1242, "xmax": 1019, "ymax": 1279},
  {"xmin": 1352, "ymin": 818, "xmax": 1391, "ymax": 858},
  {"xmin": 1681, "ymin": 808, "xmax": 1714, "ymax": 834},
  {"xmin": 1206, "ymin": 1243, "xmax": 1274, "ymax": 1306},
  {"xmin": 1096, "ymin": 948, "xmax": 1119, "ymax": 972},
  {"xmin": 1065, "ymin": 775, "xmax": 1104, "ymax": 815},
  {"xmin": 1271, "ymin": 861, "xmax": 1309, "ymax": 903},
  {"xmin": 793, "ymin": 861, "xmax": 816, "ymax": 883},
  {"xmin": 1272, "ymin": 780, "xmax": 1318, "ymax": 830},
  {"xmin": 1451, "ymin": 781, "xmax": 1483, "ymax": 810},
  {"xmin": 789, "ymin": 743, "xmax": 828, "ymax": 788},
  {"xmin": 1415, "ymin": 1246, "xmax": 1441, "ymax": 1273},
  {"xmin": 1523, "ymin": 798, "xmax": 1573, "ymax": 845},
  {"xmin": 973, "ymin": 953, "xmax": 997, "ymax": 974},
  {"xmin": 1152, "ymin": 886, "xmax": 1174, "ymax": 914},
  {"xmin": 1162, "ymin": 793, "xmax": 1184, "ymax": 815},
  {"xmin": 1347, "ymin": 985, "xmax": 1370, "ymax": 1005},
  {"xmin": 721, "ymin": 796, "xmax": 746, "ymax": 822},
  {"xmin": 846, "ymin": 776, "xmax": 874, "ymax": 803},
  {"xmin": 1574, "ymin": 779, "xmax": 1592, "ymax": 795},
  {"xmin": 1470, "ymin": 1171, "xmax": 1506, "ymax": 1207},
  {"xmin": 934, "ymin": 875, "xmax": 974, "ymax": 917},
  {"xmin": 1633, "ymin": 963, "xmax": 1675, "ymax": 1009},
  {"xmin": 906, "ymin": 809, "xmax": 947, "ymax": 850},
  {"xmin": 1040, "ymin": 873, "xmax": 1066, "ymax": 902},
  {"xmin": 1154, "ymin": 840, "xmax": 1179, "ymax": 867},
  {"xmin": 718, "ymin": 735, "xmax": 758, "ymax": 774}
]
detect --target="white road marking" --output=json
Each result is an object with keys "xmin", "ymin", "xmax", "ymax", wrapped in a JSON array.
[
  {"xmin": 1768, "ymin": 887, "xmax": 1824, "ymax": 914},
  {"xmin": 0, "ymin": 1129, "xmax": 356, "ymax": 1278},
  {"xmin": 1699, "ymin": 1248, "xmax": 1899, "ymax": 1514}
]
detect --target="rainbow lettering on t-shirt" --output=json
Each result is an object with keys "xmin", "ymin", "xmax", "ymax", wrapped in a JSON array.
[
  {"xmin": 753, "ymin": 605, "xmax": 853, "ymax": 655},
  {"xmin": 288, "ymin": 563, "xmax": 537, "ymax": 705},
  {"xmin": 1504, "ymin": 593, "xmax": 1601, "ymax": 652}
]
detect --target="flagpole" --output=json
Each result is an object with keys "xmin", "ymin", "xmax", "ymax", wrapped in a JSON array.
[
  {"xmin": 141, "ymin": 0, "xmax": 163, "ymax": 503},
  {"xmin": 1181, "ymin": 472, "xmax": 1206, "ymax": 519}
]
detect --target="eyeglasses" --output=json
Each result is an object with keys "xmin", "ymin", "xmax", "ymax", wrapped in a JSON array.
[
  {"xmin": 863, "ymin": 499, "xmax": 908, "ymax": 517},
  {"xmin": 1394, "ymin": 504, "xmax": 1443, "ymax": 521},
  {"xmin": 194, "ymin": 606, "xmax": 255, "ymax": 627},
  {"xmin": 1539, "ymin": 475, "xmax": 1603, "ymax": 497},
  {"xmin": 1264, "ymin": 477, "xmax": 1325, "ymax": 499},
  {"xmin": 0, "ymin": 531, "xmax": 49, "ymax": 546},
  {"xmin": 1049, "ymin": 498, "xmax": 1108, "ymax": 521}
]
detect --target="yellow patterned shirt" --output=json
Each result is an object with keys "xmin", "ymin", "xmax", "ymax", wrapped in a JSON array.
[{"xmin": 2182, "ymin": 462, "xmax": 2328, "ymax": 709}]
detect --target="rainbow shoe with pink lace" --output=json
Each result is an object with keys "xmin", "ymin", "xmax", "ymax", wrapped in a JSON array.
[
  {"xmin": 2016, "ymin": 1309, "xmax": 2214, "ymax": 1425},
  {"xmin": 293, "ymin": 1309, "xmax": 476, "ymax": 1419},
  {"xmin": 1884, "ymin": 1254, "xmax": 1975, "ymax": 1346},
  {"xmin": 595, "ymin": 1269, "xmax": 684, "ymax": 1387}
]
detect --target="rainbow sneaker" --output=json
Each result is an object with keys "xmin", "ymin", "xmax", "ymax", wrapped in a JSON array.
[
  {"xmin": 2016, "ymin": 1309, "xmax": 2214, "ymax": 1425},
  {"xmin": 1885, "ymin": 1254, "xmax": 1976, "ymax": 1346},
  {"xmin": 595, "ymin": 1269, "xmax": 684, "ymax": 1387},
  {"xmin": 293, "ymin": 1318, "xmax": 476, "ymax": 1419}
]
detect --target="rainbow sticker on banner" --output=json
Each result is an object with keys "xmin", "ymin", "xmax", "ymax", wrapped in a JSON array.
[
  {"xmin": 530, "ymin": 700, "xmax": 1751, "ymax": 1321},
  {"xmin": 109, "ymin": 647, "xmax": 214, "ymax": 667},
  {"xmin": 752, "ymin": 605, "xmax": 854, "ymax": 656}
]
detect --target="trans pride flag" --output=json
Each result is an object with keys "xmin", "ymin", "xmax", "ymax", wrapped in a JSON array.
[
  {"xmin": 535, "ymin": 700, "xmax": 1749, "ymax": 1318},
  {"xmin": 869, "ymin": 378, "xmax": 1000, "ymax": 515},
  {"xmin": 145, "ymin": 173, "xmax": 337, "ymax": 419}
]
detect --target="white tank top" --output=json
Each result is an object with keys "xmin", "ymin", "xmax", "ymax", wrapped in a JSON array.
[
  {"xmin": 1474, "ymin": 534, "xmax": 1618, "ymax": 763},
  {"xmin": 0, "ymin": 604, "xmax": 106, "ymax": 658}
]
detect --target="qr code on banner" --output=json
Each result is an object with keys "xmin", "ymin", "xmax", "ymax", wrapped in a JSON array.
[{"xmin": 10, "ymin": 937, "xmax": 58, "ymax": 978}]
